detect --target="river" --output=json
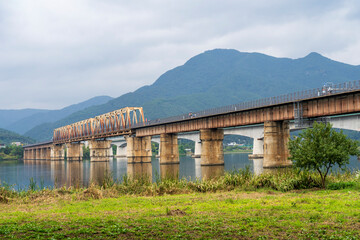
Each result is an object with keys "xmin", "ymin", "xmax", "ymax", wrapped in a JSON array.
[{"xmin": 0, "ymin": 153, "xmax": 359, "ymax": 190}]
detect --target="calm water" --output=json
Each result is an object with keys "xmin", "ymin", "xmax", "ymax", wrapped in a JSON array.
[{"xmin": 0, "ymin": 153, "xmax": 359, "ymax": 190}]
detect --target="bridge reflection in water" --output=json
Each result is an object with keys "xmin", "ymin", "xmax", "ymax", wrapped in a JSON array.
[
  {"xmin": 19, "ymin": 154, "xmax": 253, "ymax": 188},
  {"xmin": 15, "ymin": 153, "xmax": 360, "ymax": 189}
]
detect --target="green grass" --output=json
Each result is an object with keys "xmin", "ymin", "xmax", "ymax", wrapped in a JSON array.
[
  {"xmin": 0, "ymin": 190, "xmax": 360, "ymax": 239},
  {"xmin": 1, "ymin": 169, "xmax": 360, "ymax": 238}
]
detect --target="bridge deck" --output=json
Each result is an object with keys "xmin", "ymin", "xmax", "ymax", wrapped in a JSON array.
[{"xmin": 25, "ymin": 80, "xmax": 360, "ymax": 148}]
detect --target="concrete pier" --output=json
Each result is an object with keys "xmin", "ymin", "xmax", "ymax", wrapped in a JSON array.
[
  {"xmin": 51, "ymin": 144, "xmax": 65, "ymax": 161},
  {"xmin": 200, "ymin": 129, "xmax": 224, "ymax": 166},
  {"xmin": 193, "ymin": 140, "xmax": 201, "ymax": 158},
  {"xmin": 249, "ymin": 138, "xmax": 264, "ymax": 159},
  {"xmin": 116, "ymin": 144, "xmax": 127, "ymax": 157},
  {"xmin": 66, "ymin": 142, "xmax": 83, "ymax": 161},
  {"xmin": 126, "ymin": 136, "xmax": 152, "ymax": 163},
  {"xmin": 263, "ymin": 121, "xmax": 292, "ymax": 168},
  {"xmin": 89, "ymin": 140, "xmax": 112, "ymax": 162},
  {"xmin": 160, "ymin": 133, "xmax": 179, "ymax": 164}
]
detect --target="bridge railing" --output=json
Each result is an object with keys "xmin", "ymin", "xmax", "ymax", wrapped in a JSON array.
[
  {"xmin": 54, "ymin": 107, "xmax": 145, "ymax": 143},
  {"xmin": 133, "ymin": 80, "xmax": 360, "ymax": 128}
]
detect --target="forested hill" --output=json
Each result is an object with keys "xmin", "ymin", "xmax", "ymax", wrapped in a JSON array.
[
  {"xmin": 0, "ymin": 128, "xmax": 35, "ymax": 145},
  {"xmin": 25, "ymin": 49, "xmax": 360, "ymax": 141}
]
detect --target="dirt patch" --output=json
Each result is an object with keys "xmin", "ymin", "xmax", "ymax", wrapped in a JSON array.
[{"xmin": 167, "ymin": 209, "xmax": 186, "ymax": 216}]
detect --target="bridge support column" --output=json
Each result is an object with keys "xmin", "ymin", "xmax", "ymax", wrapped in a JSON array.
[
  {"xmin": 249, "ymin": 138, "xmax": 264, "ymax": 159},
  {"xmin": 126, "ymin": 136, "xmax": 152, "ymax": 163},
  {"xmin": 46, "ymin": 147, "xmax": 51, "ymax": 160},
  {"xmin": 117, "ymin": 144, "xmax": 127, "ymax": 157},
  {"xmin": 89, "ymin": 140, "xmax": 112, "ymax": 162},
  {"xmin": 263, "ymin": 121, "xmax": 292, "ymax": 168},
  {"xmin": 66, "ymin": 143, "xmax": 84, "ymax": 161},
  {"xmin": 41, "ymin": 148, "xmax": 46, "ymax": 160},
  {"xmin": 200, "ymin": 129, "xmax": 224, "ymax": 166},
  {"xmin": 160, "ymin": 133, "xmax": 179, "ymax": 164},
  {"xmin": 51, "ymin": 144, "xmax": 65, "ymax": 161},
  {"xmin": 37, "ymin": 148, "xmax": 41, "ymax": 160},
  {"xmin": 26, "ymin": 149, "xmax": 31, "ymax": 160},
  {"xmin": 193, "ymin": 140, "xmax": 201, "ymax": 158},
  {"xmin": 23, "ymin": 149, "xmax": 28, "ymax": 160}
]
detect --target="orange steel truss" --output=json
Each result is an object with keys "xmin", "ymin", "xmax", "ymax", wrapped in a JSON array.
[{"xmin": 53, "ymin": 107, "xmax": 145, "ymax": 143}]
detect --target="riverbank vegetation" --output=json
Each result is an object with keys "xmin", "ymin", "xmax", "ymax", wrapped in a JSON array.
[
  {"xmin": 0, "ymin": 145, "xmax": 23, "ymax": 160},
  {"xmin": 289, "ymin": 122, "xmax": 359, "ymax": 188},
  {"xmin": 1, "ymin": 168, "xmax": 360, "ymax": 239},
  {"xmin": 223, "ymin": 145, "xmax": 252, "ymax": 153}
]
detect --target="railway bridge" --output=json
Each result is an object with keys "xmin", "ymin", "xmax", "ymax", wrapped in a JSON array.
[{"xmin": 24, "ymin": 80, "xmax": 360, "ymax": 168}]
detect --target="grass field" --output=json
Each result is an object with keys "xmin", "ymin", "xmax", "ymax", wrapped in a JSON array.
[
  {"xmin": 1, "ymin": 169, "xmax": 360, "ymax": 239},
  {"xmin": 1, "ymin": 189, "xmax": 360, "ymax": 238}
]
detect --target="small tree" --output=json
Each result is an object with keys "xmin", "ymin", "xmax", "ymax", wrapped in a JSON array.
[{"xmin": 288, "ymin": 122, "xmax": 359, "ymax": 188}]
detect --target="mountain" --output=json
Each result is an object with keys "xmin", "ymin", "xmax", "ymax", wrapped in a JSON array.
[
  {"xmin": 0, "ymin": 128, "xmax": 35, "ymax": 145},
  {"xmin": 25, "ymin": 49, "xmax": 360, "ymax": 141},
  {"xmin": 3, "ymin": 96, "xmax": 113, "ymax": 134},
  {"xmin": 0, "ymin": 109, "xmax": 49, "ymax": 129}
]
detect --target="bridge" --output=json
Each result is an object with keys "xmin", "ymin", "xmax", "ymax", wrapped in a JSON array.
[{"xmin": 24, "ymin": 80, "xmax": 360, "ymax": 169}]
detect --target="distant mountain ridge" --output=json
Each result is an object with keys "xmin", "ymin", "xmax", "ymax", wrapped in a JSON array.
[
  {"xmin": 24, "ymin": 49, "xmax": 360, "ymax": 141},
  {"xmin": 1, "ymin": 96, "xmax": 113, "ymax": 134},
  {"xmin": 0, "ymin": 109, "xmax": 48, "ymax": 129}
]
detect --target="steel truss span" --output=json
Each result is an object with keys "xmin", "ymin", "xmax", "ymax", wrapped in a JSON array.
[{"xmin": 53, "ymin": 107, "xmax": 145, "ymax": 143}]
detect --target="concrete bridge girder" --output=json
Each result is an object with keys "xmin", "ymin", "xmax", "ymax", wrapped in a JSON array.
[
  {"xmin": 111, "ymin": 139, "xmax": 127, "ymax": 158},
  {"xmin": 327, "ymin": 115, "xmax": 360, "ymax": 131},
  {"xmin": 178, "ymin": 132, "xmax": 201, "ymax": 158},
  {"xmin": 223, "ymin": 125, "xmax": 264, "ymax": 157}
]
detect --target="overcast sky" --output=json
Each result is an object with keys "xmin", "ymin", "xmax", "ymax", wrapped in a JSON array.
[{"xmin": 1, "ymin": 0, "xmax": 360, "ymax": 109}]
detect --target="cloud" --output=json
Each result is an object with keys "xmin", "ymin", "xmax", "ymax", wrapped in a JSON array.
[{"xmin": 0, "ymin": 0, "xmax": 359, "ymax": 109}]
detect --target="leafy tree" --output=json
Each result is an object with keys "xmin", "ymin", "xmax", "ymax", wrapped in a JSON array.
[
  {"xmin": 151, "ymin": 142, "xmax": 159, "ymax": 156},
  {"xmin": 10, "ymin": 145, "xmax": 23, "ymax": 157},
  {"xmin": 112, "ymin": 145, "xmax": 117, "ymax": 156},
  {"xmin": 0, "ymin": 145, "xmax": 23, "ymax": 160},
  {"xmin": 288, "ymin": 122, "xmax": 359, "ymax": 188},
  {"xmin": 83, "ymin": 146, "xmax": 90, "ymax": 159}
]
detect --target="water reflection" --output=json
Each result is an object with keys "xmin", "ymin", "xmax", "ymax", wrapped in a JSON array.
[
  {"xmin": 201, "ymin": 165, "xmax": 225, "ymax": 180},
  {"xmin": 67, "ymin": 161, "xmax": 83, "ymax": 187},
  {"xmin": 160, "ymin": 163, "xmax": 179, "ymax": 180},
  {"xmin": 51, "ymin": 161, "xmax": 66, "ymax": 188},
  {"xmin": 127, "ymin": 162, "xmax": 152, "ymax": 182},
  {"xmin": 2, "ymin": 154, "xmax": 360, "ymax": 189},
  {"xmin": 113, "ymin": 158, "xmax": 128, "ymax": 180},
  {"xmin": 251, "ymin": 159, "xmax": 264, "ymax": 175},
  {"xmin": 90, "ymin": 162, "xmax": 110, "ymax": 186}
]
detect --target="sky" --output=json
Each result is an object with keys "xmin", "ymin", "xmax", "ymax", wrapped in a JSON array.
[{"xmin": 1, "ymin": 0, "xmax": 360, "ymax": 109}]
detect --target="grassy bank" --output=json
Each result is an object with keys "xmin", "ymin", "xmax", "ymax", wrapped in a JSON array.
[
  {"xmin": 1, "ymin": 169, "xmax": 360, "ymax": 239},
  {"xmin": 1, "ymin": 189, "xmax": 360, "ymax": 239}
]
